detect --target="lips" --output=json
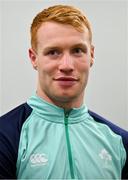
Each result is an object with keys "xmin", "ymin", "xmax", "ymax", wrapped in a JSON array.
[
  {"xmin": 55, "ymin": 77, "xmax": 78, "ymax": 81},
  {"xmin": 54, "ymin": 77, "xmax": 78, "ymax": 87}
]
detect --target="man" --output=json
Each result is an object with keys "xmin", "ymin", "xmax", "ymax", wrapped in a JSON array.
[{"xmin": 0, "ymin": 4, "xmax": 128, "ymax": 179}]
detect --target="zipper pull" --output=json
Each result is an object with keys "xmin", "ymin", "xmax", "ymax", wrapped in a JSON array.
[
  {"xmin": 64, "ymin": 109, "xmax": 71, "ymax": 126},
  {"xmin": 64, "ymin": 110, "xmax": 70, "ymax": 125},
  {"xmin": 65, "ymin": 114, "xmax": 68, "ymax": 125}
]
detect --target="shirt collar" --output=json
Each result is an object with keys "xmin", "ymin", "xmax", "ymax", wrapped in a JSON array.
[{"xmin": 27, "ymin": 93, "xmax": 90, "ymax": 124}]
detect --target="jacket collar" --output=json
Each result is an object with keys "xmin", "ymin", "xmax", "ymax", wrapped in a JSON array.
[{"xmin": 27, "ymin": 93, "xmax": 90, "ymax": 124}]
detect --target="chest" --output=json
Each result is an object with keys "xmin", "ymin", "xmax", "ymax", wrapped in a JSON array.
[{"xmin": 16, "ymin": 120, "xmax": 123, "ymax": 179}]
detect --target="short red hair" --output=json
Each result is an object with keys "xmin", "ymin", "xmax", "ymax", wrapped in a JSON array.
[{"xmin": 30, "ymin": 4, "xmax": 92, "ymax": 51}]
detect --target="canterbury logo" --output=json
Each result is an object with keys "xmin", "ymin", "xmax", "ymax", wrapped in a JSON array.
[{"xmin": 30, "ymin": 153, "xmax": 48, "ymax": 166}]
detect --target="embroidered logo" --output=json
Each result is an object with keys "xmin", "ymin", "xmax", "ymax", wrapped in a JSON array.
[
  {"xmin": 30, "ymin": 153, "xmax": 48, "ymax": 166},
  {"xmin": 99, "ymin": 149, "xmax": 112, "ymax": 165}
]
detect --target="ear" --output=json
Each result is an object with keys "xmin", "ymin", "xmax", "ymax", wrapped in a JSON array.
[
  {"xmin": 90, "ymin": 45, "xmax": 95, "ymax": 67},
  {"xmin": 28, "ymin": 48, "xmax": 38, "ymax": 70}
]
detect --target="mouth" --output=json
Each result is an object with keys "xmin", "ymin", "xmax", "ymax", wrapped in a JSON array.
[{"xmin": 53, "ymin": 77, "xmax": 78, "ymax": 87}]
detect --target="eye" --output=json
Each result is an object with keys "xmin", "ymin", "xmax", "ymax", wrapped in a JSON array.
[
  {"xmin": 71, "ymin": 47, "xmax": 85, "ymax": 56},
  {"xmin": 46, "ymin": 49, "xmax": 61, "ymax": 58},
  {"xmin": 74, "ymin": 48, "xmax": 82, "ymax": 53}
]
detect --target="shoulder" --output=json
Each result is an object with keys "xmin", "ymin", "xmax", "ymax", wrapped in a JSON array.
[
  {"xmin": 88, "ymin": 110, "xmax": 128, "ymax": 179},
  {"xmin": 88, "ymin": 110, "xmax": 128, "ymax": 144},
  {"xmin": 0, "ymin": 103, "xmax": 32, "ymax": 178},
  {"xmin": 0, "ymin": 103, "xmax": 32, "ymax": 124},
  {"xmin": 0, "ymin": 103, "xmax": 33, "ymax": 138},
  {"xmin": 0, "ymin": 102, "xmax": 33, "ymax": 151}
]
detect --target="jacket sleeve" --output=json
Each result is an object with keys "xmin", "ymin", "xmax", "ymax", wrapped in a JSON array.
[
  {"xmin": 89, "ymin": 110, "xmax": 128, "ymax": 179},
  {"xmin": 0, "ymin": 116, "xmax": 17, "ymax": 178},
  {"xmin": 121, "ymin": 130, "xmax": 128, "ymax": 179},
  {"xmin": 0, "ymin": 103, "xmax": 32, "ymax": 179}
]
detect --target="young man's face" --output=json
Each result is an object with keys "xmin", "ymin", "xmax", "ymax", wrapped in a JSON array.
[{"xmin": 29, "ymin": 22, "xmax": 94, "ymax": 108}]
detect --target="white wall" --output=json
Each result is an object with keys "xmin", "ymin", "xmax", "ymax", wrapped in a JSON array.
[{"xmin": 0, "ymin": 0, "xmax": 128, "ymax": 130}]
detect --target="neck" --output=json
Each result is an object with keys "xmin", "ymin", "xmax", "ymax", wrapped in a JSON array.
[{"xmin": 36, "ymin": 90, "xmax": 84, "ymax": 110}]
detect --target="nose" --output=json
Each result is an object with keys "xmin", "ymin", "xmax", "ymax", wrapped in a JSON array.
[{"xmin": 59, "ymin": 54, "xmax": 74, "ymax": 73}]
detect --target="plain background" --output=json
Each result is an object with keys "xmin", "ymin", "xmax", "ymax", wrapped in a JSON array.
[{"xmin": 0, "ymin": 0, "xmax": 128, "ymax": 130}]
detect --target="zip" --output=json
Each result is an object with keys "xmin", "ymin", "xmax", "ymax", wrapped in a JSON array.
[{"xmin": 64, "ymin": 111, "xmax": 75, "ymax": 179}]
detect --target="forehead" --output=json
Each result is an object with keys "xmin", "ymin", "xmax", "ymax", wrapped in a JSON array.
[{"xmin": 36, "ymin": 22, "xmax": 90, "ymax": 48}]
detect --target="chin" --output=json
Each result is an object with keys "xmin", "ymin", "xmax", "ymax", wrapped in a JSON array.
[{"xmin": 54, "ymin": 93, "xmax": 79, "ymax": 102}]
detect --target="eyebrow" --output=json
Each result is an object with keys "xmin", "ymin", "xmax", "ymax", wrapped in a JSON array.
[
  {"xmin": 43, "ymin": 46, "xmax": 60, "ymax": 51},
  {"xmin": 71, "ymin": 43, "xmax": 88, "ymax": 49},
  {"xmin": 42, "ymin": 42, "xmax": 89, "ymax": 53}
]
